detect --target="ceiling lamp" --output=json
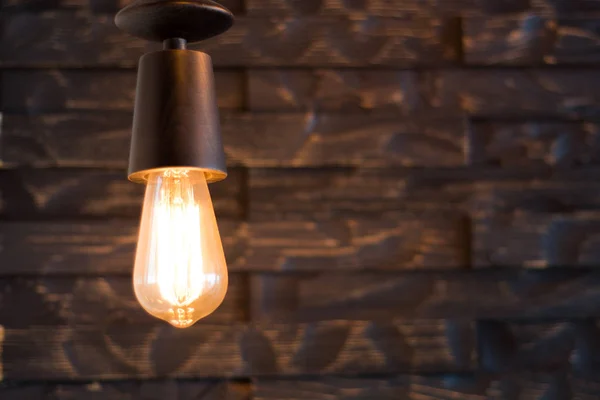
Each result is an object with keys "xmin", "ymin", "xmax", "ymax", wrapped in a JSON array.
[{"xmin": 115, "ymin": 0, "xmax": 234, "ymax": 328}]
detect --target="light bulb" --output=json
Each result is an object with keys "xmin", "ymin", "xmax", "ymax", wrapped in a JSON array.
[{"xmin": 133, "ymin": 168, "xmax": 228, "ymax": 328}]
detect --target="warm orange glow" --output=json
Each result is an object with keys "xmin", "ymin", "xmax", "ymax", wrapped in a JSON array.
[{"xmin": 133, "ymin": 169, "xmax": 227, "ymax": 328}]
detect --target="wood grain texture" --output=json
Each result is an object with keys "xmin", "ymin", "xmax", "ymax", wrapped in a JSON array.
[
  {"xmin": 223, "ymin": 114, "xmax": 465, "ymax": 167},
  {"xmin": 473, "ymin": 181, "xmax": 600, "ymax": 267},
  {"xmin": 0, "ymin": 0, "xmax": 130, "ymax": 12},
  {"xmin": 0, "ymin": 13, "xmax": 460, "ymax": 67},
  {"xmin": 0, "ymin": 220, "xmax": 246, "ymax": 275},
  {"xmin": 468, "ymin": 121, "xmax": 600, "ymax": 168},
  {"xmin": 4, "ymin": 375, "xmax": 598, "ymax": 399},
  {"xmin": 0, "ymin": 168, "xmax": 244, "ymax": 219},
  {"xmin": 6, "ymin": 270, "xmax": 600, "ymax": 329},
  {"xmin": 254, "ymin": 374, "xmax": 600, "ymax": 400},
  {"xmin": 248, "ymin": 69, "xmax": 422, "ymax": 112},
  {"xmin": 478, "ymin": 319, "xmax": 600, "ymax": 373},
  {"xmin": 249, "ymin": 69, "xmax": 600, "ymax": 117},
  {"xmin": 251, "ymin": 270, "xmax": 600, "ymax": 322},
  {"xmin": 4, "ymin": 0, "xmax": 600, "ymax": 389},
  {"xmin": 247, "ymin": 167, "xmax": 551, "ymax": 219},
  {"xmin": 242, "ymin": 216, "xmax": 469, "ymax": 270},
  {"xmin": 247, "ymin": 0, "xmax": 596, "ymax": 16},
  {"xmin": 0, "ymin": 214, "xmax": 468, "ymax": 274},
  {"xmin": 1, "ymin": 70, "xmax": 245, "ymax": 112},
  {"xmin": 1, "ymin": 112, "xmax": 133, "ymax": 168},
  {"xmin": 1, "ymin": 113, "xmax": 466, "ymax": 168},
  {"xmin": 247, "ymin": 0, "xmax": 600, "ymax": 16},
  {"xmin": 0, "ymin": 381, "xmax": 251, "ymax": 399},
  {"xmin": 464, "ymin": 14, "xmax": 600, "ymax": 65},
  {"xmin": 247, "ymin": 0, "xmax": 480, "ymax": 16},
  {"xmin": 0, "ymin": 275, "xmax": 248, "ymax": 326},
  {"xmin": 0, "ymin": 0, "xmax": 244, "ymax": 13},
  {"xmin": 542, "ymin": 0, "xmax": 600, "ymax": 14},
  {"xmin": 6, "ymin": 0, "xmax": 593, "ymax": 17},
  {"xmin": 473, "ymin": 178, "xmax": 600, "ymax": 215},
  {"xmin": 1, "ymin": 320, "xmax": 475, "ymax": 379},
  {"xmin": 476, "ymin": 211, "xmax": 600, "ymax": 267},
  {"xmin": 429, "ymin": 69, "xmax": 600, "ymax": 118}
]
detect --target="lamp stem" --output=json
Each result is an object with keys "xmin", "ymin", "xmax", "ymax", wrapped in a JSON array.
[{"xmin": 163, "ymin": 38, "xmax": 187, "ymax": 50}]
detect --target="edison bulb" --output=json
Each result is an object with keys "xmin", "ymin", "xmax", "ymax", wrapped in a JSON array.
[{"xmin": 133, "ymin": 168, "xmax": 228, "ymax": 328}]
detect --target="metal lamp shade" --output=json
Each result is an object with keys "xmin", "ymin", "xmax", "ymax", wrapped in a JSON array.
[{"xmin": 127, "ymin": 49, "xmax": 227, "ymax": 184}]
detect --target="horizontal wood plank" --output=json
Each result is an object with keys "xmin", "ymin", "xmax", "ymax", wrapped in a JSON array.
[
  {"xmin": 249, "ymin": 69, "xmax": 600, "ymax": 118},
  {"xmin": 1, "ymin": 112, "xmax": 132, "ymax": 167},
  {"xmin": 251, "ymin": 270, "xmax": 600, "ymax": 322},
  {"xmin": 1, "ymin": 113, "xmax": 466, "ymax": 168},
  {"xmin": 0, "ymin": 214, "xmax": 468, "ymax": 274},
  {"xmin": 4, "ymin": 0, "xmax": 599, "ymax": 16},
  {"xmin": 248, "ymin": 0, "xmax": 479, "ymax": 16},
  {"xmin": 222, "ymin": 114, "xmax": 465, "ymax": 168},
  {"xmin": 476, "ymin": 211, "xmax": 600, "ymax": 267},
  {"xmin": 464, "ymin": 14, "xmax": 600, "ymax": 65},
  {"xmin": 0, "ymin": 220, "xmax": 246, "ymax": 274},
  {"xmin": 477, "ymin": 319, "xmax": 600, "ymax": 373},
  {"xmin": 0, "ymin": 275, "xmax": 248, "ymax": 326},
  {"xmin": 13, "ymin": 112, "xmax": 599, "ymax": 172},
  {"xmin": 247, "ymin": 0, "xmax": 600, "ymax": 16},
  {"xmin": 4, "ymin": 375, "xmax": 598, "ymax": 399},
  {"xmin": 0, "ymin": 13, "xmax": 460, "ymax": 67},
  {"xmin": 473, "ymin": 179, "xmax": 600, "ymax": 216},
  {"xmin": 247, "ymin": 167, "xmax": 551, "ymax": 219},
  {"xmin": 248, "ymin": 69, "xmax": 422, "ymax": 112},
  {"xmin": 242, "ymin": 216, "xmax": 469, "ymax": 270},
  {"xmin": 546, "ymin": 0, "xmax": 600, "ymax": 14},
  {"xmin": 1, "ymin": 69, "xmax": 245, "ymax": 112},
  {"xmin": 1, "ymin": 320, "xmax": 475, "ymax": 379},
  {"xmin": 0, "ymin": 381, "xmax": 250, "ymax": 400},
  {"xmin": 0, "ymin": 168, "xmax": 244, "ymax": 219},
  {"xmin": 429, "ymin": 69, "xmax": 600, "ymax": 118},
  {"xmin": 0, "ymin": 0, "xmax": 244, "ymax": 13},
  {"xmin": 254, "ymin": 374, "xmax": 600, "ymax": 400},
  {"xmin": 473, "ymin": 181, "xmax": 600, "ymax": 267},
  {"xmin": 9, "ymin": 68, "xmax": 600, "ymax": 119},
  {"xmin": 468, "ymin": 121, "xmax": 600, "ymax": 168},
  {"xmin": 5, "ymin": 270, "xmax": 600, "ymax": 328}
]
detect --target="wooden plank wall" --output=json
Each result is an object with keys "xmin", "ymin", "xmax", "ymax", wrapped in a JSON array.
[{"xmin": 2, "ymin": 0, "xmax": 600, "ymax": 398}]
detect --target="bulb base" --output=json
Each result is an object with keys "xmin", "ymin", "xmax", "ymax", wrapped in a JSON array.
[{"xmin": 128, "ymin": 49, "xmax": 227, "ymax": 184}]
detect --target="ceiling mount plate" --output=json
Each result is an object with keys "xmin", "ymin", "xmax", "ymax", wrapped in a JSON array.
[{"xmin": 115, "ymin": 0, "xmax": 234, "ymax": 43}]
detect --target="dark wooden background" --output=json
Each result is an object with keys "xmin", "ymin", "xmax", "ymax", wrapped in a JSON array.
[{"xmin": 2, "ymin": 0, "xmax": 600, "ymax": 398}]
